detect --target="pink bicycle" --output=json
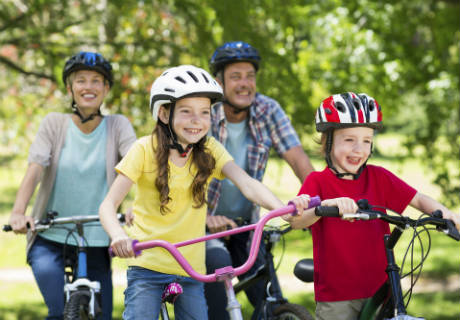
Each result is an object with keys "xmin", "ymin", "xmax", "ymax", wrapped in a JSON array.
[{"xmin": 111, "ymin": 196, "xmax": 321, "ymax": 320}]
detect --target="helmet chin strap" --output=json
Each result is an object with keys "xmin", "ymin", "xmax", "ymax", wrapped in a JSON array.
[
  {"xmin": 325, "ymin": 132, "xmax": 367, "ymax": 180},
  {"xmin": 71, "ymin": 100, "xmax": 102, "ymax": 123},
  {"xmin": 158, "ymin": 102, "xmax": 194, "ymax": 158}
]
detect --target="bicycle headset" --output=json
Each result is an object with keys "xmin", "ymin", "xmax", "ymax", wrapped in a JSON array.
[
  {"xmin": 209, "ymin": 41, "xmax": 261, "ymax": 114},
  {"xmin": 149, "ymin": 65, "xmax": 223, "ymax": 157},
  {"xmin": 62, "ymin": 51, "xmax": 113, "ymax": 123},
  {"xmin": 315, "ymin": 92, "xmax": 383, "ymax": 180}
]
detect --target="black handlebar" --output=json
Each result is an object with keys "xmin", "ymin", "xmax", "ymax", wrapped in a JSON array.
[{"xmin": 314, "ymin": 200, "xmax": 460, "ymax": 241}]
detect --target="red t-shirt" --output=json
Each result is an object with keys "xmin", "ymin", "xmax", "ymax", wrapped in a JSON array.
[{"xmin": 298, "ymin": 165, "xmax": 417, "ymax": 302}]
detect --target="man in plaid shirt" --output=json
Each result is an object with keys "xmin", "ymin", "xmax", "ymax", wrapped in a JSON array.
[{"xmin": 205, "ymin": 41, "xmax": 315, "ymax": 320}]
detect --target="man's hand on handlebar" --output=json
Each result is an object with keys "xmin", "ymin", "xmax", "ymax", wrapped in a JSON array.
[{"xmin": 206, "ymin": 215, "xmax": 238, "ymax": 233}]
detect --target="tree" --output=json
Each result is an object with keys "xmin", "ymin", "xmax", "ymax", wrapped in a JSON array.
[{"xmin": 0, "ymin": 0, "xmax": 458, "ymax": 205}]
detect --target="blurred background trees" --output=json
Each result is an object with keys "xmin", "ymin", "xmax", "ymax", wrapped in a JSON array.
[{"xmin": 0, "ymin": 0, "xmax": 458, "ymax": 205}]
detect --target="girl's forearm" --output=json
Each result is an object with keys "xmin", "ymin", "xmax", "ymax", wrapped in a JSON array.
[{"xmin": 99, "ymin": 200, "xmax": 127, "ymax": 240}]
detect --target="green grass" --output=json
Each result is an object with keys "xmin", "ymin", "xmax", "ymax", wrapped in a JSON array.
[{"xmin": 1, "ymin": 134, "xmax": 459, "ymax": 319}]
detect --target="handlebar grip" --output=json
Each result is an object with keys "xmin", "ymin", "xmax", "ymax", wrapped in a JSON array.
[
  {"xmin": 3, "ymin": 225, "xmax": 12, "ymax": 232},
  {"xmin": 444, "ymin": 220, "xmax": 460, "ymax": 241},
  {"xmin": 288, "ymin": 195, "xmax": 322, "ymax": 216},
  {"xmin": 314, "ymin": 206, "xmax": 340, "ymax": 217}
]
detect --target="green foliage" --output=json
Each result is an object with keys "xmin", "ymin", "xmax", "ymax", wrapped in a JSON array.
[{"xmin": 0, "ymin": 0, "xmax": 458, "ymax": 205}]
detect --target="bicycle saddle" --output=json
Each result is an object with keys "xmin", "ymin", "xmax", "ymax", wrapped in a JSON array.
[{"xmin": 293, "ymin": 258, "xmax": 314, "ymax": 283}]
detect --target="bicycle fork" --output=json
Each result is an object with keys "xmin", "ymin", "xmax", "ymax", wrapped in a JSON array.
[{"xmin": 64, "ymin": 223, "xmax": 101, "ymax": 319}]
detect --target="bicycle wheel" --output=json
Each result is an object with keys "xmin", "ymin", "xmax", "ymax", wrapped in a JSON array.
[
  {"xmin": 273, "ymin": 303, "xmax": 314, "ymax": 320},
  {"xmin": 63, "ymin": 290, "xmax": 91, "ymax": 320}
]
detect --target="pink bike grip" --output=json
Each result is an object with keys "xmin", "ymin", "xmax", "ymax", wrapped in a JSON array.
[{"xmin": 288, "ymin": 195, "xmax": 321, "ymax": 216}]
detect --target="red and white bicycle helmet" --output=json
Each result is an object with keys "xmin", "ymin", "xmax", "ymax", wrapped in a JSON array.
[
  {"xmin": 316, "ymin": 92, "xmax": 383, "ymax": 179},
  {"xmin": 150, "ymin": 65, "xmax": 223, "ymax": 121},
  {"xmin": 315, "ymin": 92, "xmax": 383, "ymax": 132}
]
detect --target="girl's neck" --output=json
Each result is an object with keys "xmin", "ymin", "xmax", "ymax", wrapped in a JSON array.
[{"xmin": 169, "ymin": 148, "xmax": 192, "ymax": 167}]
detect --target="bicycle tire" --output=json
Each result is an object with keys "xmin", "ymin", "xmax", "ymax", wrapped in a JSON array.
[
  {"xmin": 273, "ymin": 303, "xmax": 314, "ymax": 320},
  {"xmin": 63, "ymin": 290, "xmax": 91, "ymax": 320}
]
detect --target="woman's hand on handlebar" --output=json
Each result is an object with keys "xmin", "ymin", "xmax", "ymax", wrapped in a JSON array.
[
  {"xmin": 8, "ymin": 212, "xmax": 35, "ymax": 233},
  {"xmin": 110, "ymin": 234, "xmax": 135, "ymax": 258},
  {"xmin": 206, "ymin": 215, "xmax": 238, "ymax": 233}
]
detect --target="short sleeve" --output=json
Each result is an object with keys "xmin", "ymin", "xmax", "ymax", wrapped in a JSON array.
[
  {"xmin": 267, "ymin": 100, "xmax": 301, "ymax": 156},
  {"xmin": 115, "ymin": 138, "xmax": 147, "ymax": 183},
  {"xmin": 207, "ymin": 137, "xmax": 233, "ymax": 181}
]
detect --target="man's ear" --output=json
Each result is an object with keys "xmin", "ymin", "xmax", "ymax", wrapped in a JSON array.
[{"xmin": 158, "ymin": 105, "xmax": 170, "ymax": 123}]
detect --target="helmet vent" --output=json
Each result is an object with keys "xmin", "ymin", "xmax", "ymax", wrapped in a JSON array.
[
  {"xmin": 187, "ymin": 71, "xmax": 199, "ymax": 83},
  {"xmin": 175, "ymin": 76, "xmax": 186, "ymax": 84},
  {"xmin": 353, "ymin": 99, "xmax": 361, "ymax": 110},
  {"xmin": 325, "ymin": 108, "xmax": 332, "ymax": 115},
  {"xmin": 165, "ymin": 88, "xmax": 175, "ymax": 93},
  {"xmin": 369, "ymin": 100, "xmax": 375, "ymax": 111},
  {"xmin": 336, "ymin": 102, "xmax": 346, "ymax": 112},
  {"xmin": 201, "ymin": 72, "xmax": 210, "ymax": 83}
]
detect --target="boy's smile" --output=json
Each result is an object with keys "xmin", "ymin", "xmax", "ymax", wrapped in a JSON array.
[{"xmin": 330, "ymin": 127, "xmax": 374, "ymax": 179}]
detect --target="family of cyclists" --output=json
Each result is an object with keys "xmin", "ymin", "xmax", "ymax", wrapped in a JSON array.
[{"xmin": 8, "ymin": 41, "xmax": 460, "ymax": 320}]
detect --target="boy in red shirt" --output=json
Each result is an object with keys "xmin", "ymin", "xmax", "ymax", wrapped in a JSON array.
[{"xmin": 287, "ymin": 92, "xmax": 460, "ymax": 320}]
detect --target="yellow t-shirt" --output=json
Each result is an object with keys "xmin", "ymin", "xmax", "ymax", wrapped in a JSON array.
[{"xmin": 116, "ymin": 135, "xmax": 233, "ymax": 276}]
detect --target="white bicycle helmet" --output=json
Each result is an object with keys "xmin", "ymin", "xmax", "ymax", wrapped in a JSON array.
[
  {"xmin": 315, "ymin": 92, "xmax": 382, "ymax": 132},
  {"xmin": 150, "ymin": 65, "xmax": 223, "ymax": 121}
]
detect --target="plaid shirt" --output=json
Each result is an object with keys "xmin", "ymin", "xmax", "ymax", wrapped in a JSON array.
[{"xmin": 207, "ymin": 93, "xmax": 301, "ymax": 219}]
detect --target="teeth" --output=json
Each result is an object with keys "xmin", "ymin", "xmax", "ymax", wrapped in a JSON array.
[{"xmin": 83, "ymin": 94, "xmax": 96, "ymax": 98}]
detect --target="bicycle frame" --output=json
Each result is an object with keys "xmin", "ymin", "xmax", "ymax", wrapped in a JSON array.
[
  {"xmin": 112, "ymin": 196, "xmax": 321, "ymax": 320},
  {"xmin": 314, "ymin": 202, "xmax": 460, "ymax": 320},
  {"xmin": 4, "ymin": 212, "xmax": 125, "ymax": 320}
]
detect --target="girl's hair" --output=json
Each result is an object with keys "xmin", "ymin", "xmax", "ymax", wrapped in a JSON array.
[{"xmin": 152, "ymin": 104, "xmax": 216, "ymax": 214}]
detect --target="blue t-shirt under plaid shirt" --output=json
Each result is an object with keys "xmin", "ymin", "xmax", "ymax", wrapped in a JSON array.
[{"xmin": 207, "ymin": 93, "xmax": 301, "ymax": 219}]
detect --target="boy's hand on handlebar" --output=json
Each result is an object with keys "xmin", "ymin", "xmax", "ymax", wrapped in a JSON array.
[
  {"xmin": 206, "ymin": 215, "xmax": 238, "ymax": 233},
  {"xmin": 441, "ymin": 210, "xmax": 460, "ymax": 232},
  {"xmin": 110, "ymin": 234, "xmax": 135, "ymax": 258},
  {"xmin": 321, "ymin": 197, "xmax": 358, "ymax": 219},
  {"xmin": 8, "ymin": 213, "xmax": 35, "ymax": 233},
  {"xmin": 283, "ymin": 194, "xmax": 311, "ymax": 221}
]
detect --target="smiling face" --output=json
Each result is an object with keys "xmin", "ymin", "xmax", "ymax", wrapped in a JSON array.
[
  {"xmin": 67, "ymin": 70, "xmax": 109, "ymax": 115},
  {"xmin": 159, "ymin": 96, "xmax": 211, "ymax": 148},
  {"xmin": 221, "ymin": 61, "xmax": 256, "ymax": 109},
  {"xmin": 330, "ymin": 127, "xmax": 374, "ymax": 179}
]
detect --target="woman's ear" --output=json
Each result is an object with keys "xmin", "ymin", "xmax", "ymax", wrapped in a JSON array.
[{"xmin": 158, "ymin": 105, "xmax": 170, "ymax": 123}]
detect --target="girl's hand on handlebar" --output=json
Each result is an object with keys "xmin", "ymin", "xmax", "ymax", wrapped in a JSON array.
[
  {"xmin": 8, "ymin": 213, "xmax": 35, "ymax": 233},
  {"xmin": 321, "ymin": 197, "xmax": 358, "ymax": 219},
  {"xmin": 283, "ymin": 194, "xmax": 311, "ymax": 221},
  {"xmin": 110, "ymin": 234, "xmax": 135, "ymax": 258}
]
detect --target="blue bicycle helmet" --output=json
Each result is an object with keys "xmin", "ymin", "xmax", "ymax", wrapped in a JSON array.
[
  {"xmin": 62, "ymin": 51, "xmax": 113, "ymax": 87},
  {"xmin": 209, "ymin": 41, "xmax": 261, "ymax": 76}
]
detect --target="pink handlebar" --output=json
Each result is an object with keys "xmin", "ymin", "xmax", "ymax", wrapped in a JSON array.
[{"xmin": 113, "ymin": 195, "xmax": 321, "ymax": 283}]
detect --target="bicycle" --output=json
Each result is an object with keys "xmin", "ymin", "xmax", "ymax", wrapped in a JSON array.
[
  {"xmin": 110, "ymin": 196, "xmax": 321, "ymax": 320},
  {"xmin": 231, "ymin": 223, "xmax": 314, "ymax": 320},
  {"xmin": 297, "ymin": 199, "xmax": 460, "ymax": 320},
  {"xmin": 3, "ymin": 211, "xmax": 125, "ymax": 320}
]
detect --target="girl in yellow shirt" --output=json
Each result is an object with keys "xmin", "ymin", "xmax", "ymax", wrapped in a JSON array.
[{"xmin": 99, "ymin": 65, "xmax": 289, "ymax": 320}]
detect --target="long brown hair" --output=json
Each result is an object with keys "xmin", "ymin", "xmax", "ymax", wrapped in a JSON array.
[{"xmin": 152, "ymin": 105, "xmax": 216, "ymax": 214}]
